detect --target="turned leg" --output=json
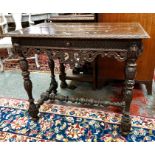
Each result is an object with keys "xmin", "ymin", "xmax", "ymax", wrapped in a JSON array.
[
  {"xmin": 37, "ymin": 50, "xmax": 58, "ymax": 108},
  {"xmin": 59, "ymin": 62, "xmax": 68, "ymax": 88},
  {"xmin": 120, "ymin": 42, "xmax": 143, "ymax": 136},
  {"xmin": 47, "ymin": 53, "xmax": 58, "ymax": 94},
  {"xmin": 121, "ymin": 59, "xmax": 137, "ymax": 135},
  {"xmin": 18, "ymin": 52, "xmax": 39, "ymax": 121},
  {"xmin": 93, "ymin": 57, "xmax": 98, "ymax": 90}
]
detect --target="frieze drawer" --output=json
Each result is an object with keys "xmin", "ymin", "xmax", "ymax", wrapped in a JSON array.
[{"xmin": 12, "ymin": 37, "xmax": 139, "ymax": 49}]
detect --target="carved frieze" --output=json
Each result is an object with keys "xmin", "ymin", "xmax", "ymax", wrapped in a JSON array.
[
  {"xmin": 13, "ymin": 46, "xmax": 129, "ymax": 68},
  {"xmin": 128, "ymin": 42, "xmax": 143, "ymax": 59}
]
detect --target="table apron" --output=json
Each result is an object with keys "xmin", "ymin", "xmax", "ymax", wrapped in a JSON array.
[{"xmin": 12, "ymin": 37, "xmax": 142, "ymax": 49}]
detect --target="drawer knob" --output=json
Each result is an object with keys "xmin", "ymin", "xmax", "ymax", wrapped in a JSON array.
[{"xmin": 66, "ymin": 42, "xmax": 71, "ymax": 47}]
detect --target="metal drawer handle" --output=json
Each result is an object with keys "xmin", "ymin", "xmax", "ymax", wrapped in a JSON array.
[{"xmin": 66, "ymin": 42, "xmax": 71, "ymax": 47}]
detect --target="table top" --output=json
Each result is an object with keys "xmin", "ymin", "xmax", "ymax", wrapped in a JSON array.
[{"xmin": 4, "ymin": 22, "xmax": 150, "ymax": 39}]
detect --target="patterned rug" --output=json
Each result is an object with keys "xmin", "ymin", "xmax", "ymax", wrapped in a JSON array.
[{"xmin": 0, "ymin": 98, "xmax": 155, "ymax": 142}]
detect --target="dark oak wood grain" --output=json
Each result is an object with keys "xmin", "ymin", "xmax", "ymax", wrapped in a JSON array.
[{"xmin": 5, "ymin": 22, "xmax": 149, "ymax": 39}]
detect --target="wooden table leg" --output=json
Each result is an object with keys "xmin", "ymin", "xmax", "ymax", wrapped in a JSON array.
[
  {"xmin": 92, "ymin": 57, "xmax": 98, "ymax": 90},
  {"xmin": 121, "ymin": 59, "xmax": 137, "ymax": 135},
  {"xmin": 59, "ymin": 62, "xmax": 68, "ymax": 88},
  {"xmin": 47, "ymin": 52, "xmax": 58, "ymax": 94},
  {"xmin": 121, "ymin": 43, "xmax": 139, "ymax": 135},
  {"xmin": 18, "ymin": 51, "xmax": 39, "ymax": 121},
  {"xmin": 37, "ymin": 51, "xmax": 58, "ymax": 108}
]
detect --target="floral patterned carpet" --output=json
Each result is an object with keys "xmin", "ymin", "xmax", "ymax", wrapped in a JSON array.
[{"xmin": 0, "ymin": 98, "xmax": 155, "ymax": 142}]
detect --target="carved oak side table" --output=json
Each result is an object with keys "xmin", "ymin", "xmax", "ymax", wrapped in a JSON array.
[{"xmin": 5, "ymin": 22, "xmax": 149, "ymax": 136}]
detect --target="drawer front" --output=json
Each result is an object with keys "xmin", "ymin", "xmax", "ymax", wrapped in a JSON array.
[{"xmin": 12, "ymin": 37, "xmax": 141, "ymax": 50}]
